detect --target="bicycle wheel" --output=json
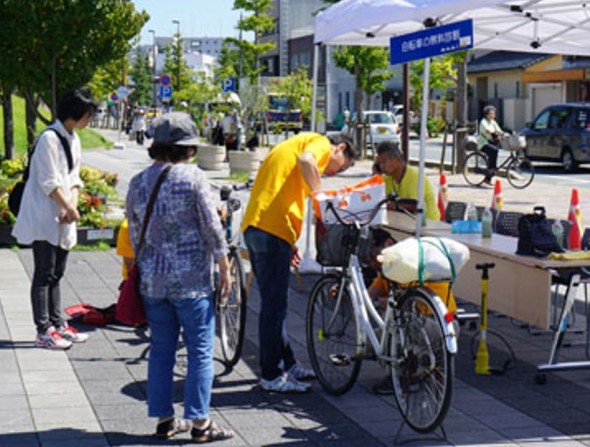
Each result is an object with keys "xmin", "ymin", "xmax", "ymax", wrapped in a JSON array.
[
  {"xmin": 506, "ymin": 155, "xmax": 534, "ymax": 189},
  {"xmin": 217, "ymin": 248, "xmax": 248, "ymax": 368},
  {"xmin": 388, "ymin": 287, "xmax": 454, "ymax": 433},
  {"xmin": 462, "ymin": 151, "xmax": 488, "ymax": 186},
  {"xmin": 306, "ymin": 274, "xmax": 363, "ymax": 395}
]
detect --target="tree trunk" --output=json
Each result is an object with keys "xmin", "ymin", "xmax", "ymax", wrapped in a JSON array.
[
  {"xmin": 354, "ymin": 67, "xmax": 364, "ymax": 159},
  {"xmin": 2, "ymin": 89, "xmax": 15, "ymax": 159},
  {"xmin": 25, "ymin": 94, "xmax": 38, "ymax": 150},
  {"xmin": 455, "ymin": 58, "xmax": 468, "ymax": 173}
]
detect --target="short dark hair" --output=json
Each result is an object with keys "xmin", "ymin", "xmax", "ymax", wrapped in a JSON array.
[
  {"xmin": 148, "ymin": 142, "xmax": 195, "ymax": 163},
  {"xmin": 57, "ymin": 88, "xmax": 97, "ymax": 122},
  {"xmin": 327, "ymin": 133, "xmax": 356, "ymax": 159},
  {"xmin": 483, "ymin": 105, "xmax": 496, "ymax": 117},
  {"xmin": 376, "ymin": 141, "xmax": 403, "ymax": 159}
]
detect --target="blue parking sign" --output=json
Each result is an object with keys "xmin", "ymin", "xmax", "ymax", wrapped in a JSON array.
[
  {"xmin": 221, "ymin": 77, "xmax": 236, "ymax": 92},
  {"xmin": 159, "ymin": 85, "xmax": 173, "ymax": 101}
]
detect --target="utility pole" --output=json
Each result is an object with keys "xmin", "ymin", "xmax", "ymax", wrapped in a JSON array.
[{"xmin": 148, "ymin": 29, "xmax": 157, "ymax": 107}]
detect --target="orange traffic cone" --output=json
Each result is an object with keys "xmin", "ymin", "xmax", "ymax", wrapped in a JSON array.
[
  {"xmin": 568, "ymin": 188, "xmax": 582, "ymax": 250},
  {"xmin": 437, "ymin": 172, "xmax": 448, "ymax": 221},
  {"xmin": 491, "ymin": 179, "xmax": 503, "ymax": 212}
]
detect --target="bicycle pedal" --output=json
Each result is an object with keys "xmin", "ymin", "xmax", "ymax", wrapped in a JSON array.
[{"xmin": 329, "ymin": 353, "xmax": 351, "ymax": 366}]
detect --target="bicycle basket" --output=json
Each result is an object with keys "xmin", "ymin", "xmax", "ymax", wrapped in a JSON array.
[
  {"xmin": 500, "ymin": 134, "xmax": 526, "ymax": 151},
  {"xmin": 315, "ymin": 221, "xmax": 359, "ymax": 267}
]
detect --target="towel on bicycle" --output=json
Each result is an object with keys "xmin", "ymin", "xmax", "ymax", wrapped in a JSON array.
[{"xmin": 378, "ymin": 236, "xmax": 470, "ymax": 285}]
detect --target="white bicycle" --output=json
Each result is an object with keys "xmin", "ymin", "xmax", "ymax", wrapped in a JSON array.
[{"xmin": 306, "ymin": 195, "xmax": 457, "ymax": 433}]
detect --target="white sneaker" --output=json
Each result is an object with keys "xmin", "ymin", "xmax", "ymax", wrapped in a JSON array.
[
  {"xmin": 35, "ymin": 327, "xmax": 73, "ymax": 350},
  {"xmin": 260, "ymin": 373, "xmax": 311, "ymax": 393},
  {"xmin": 286, "ymin": 363, "xmax": 316, "ymax": 381},
  {"xmin": 57, "ymin": 323, "xmax": 89, "ymax": 343}
]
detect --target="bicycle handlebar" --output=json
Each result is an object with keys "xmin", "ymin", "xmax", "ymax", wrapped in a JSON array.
[{"xmin": 324, "ymin": 193, "xmax": 399, "ymax": 228}]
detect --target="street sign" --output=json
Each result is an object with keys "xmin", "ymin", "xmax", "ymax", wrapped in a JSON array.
[
  {"xmin": 110, "ymin": 93, "xmax": 118, "ymax": 102},
  {"xmin": 221, "ymin": 77, "xmax": 236, "ymax": 92},
  {"xmin": 159, "ymin": 85, "xmax": 173, "ymax": 102},
  {"xmin": 390, "ymin": 19, "xmax": 473, "ymax": 65},
  {"xmin": 160, "ymin": 73, "xmax": 172, "ymax": 87},
  {"xmin": 116, "ymin": 86, "xmax": 129, "ymax": 99}
]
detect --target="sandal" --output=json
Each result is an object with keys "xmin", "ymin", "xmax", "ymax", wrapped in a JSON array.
[
  {"xmin": 191, "ymin": 420, "xmax": 235, "ymax": 443},
  {"xmin": 155, "ymin": 417, "xmax": 191, "ymax": 439}
]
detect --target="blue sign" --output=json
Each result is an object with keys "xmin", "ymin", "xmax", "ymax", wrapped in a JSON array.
[
  {"xmin": 221, "ymin": 77, "xmax": 236, "ymax": 92},
  {"xmin": 390, "ymin": 19, "xmax": 473, "ymax": 65},
  {"xmin": 160, "ymin": 74, "xmax": 172, "ymax": 87},
  {"xmin": 159, "ymin": 85, "xmax": 173, "ymax": 101}
]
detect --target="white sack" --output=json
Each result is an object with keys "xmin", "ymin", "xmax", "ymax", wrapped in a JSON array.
[{"xmin": 377, "ymin": 237, "xmax": 470, "ymax": 284}]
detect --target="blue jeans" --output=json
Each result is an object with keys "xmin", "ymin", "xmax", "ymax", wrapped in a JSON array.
[
  {"xmin": 143, "ymin": 295, "xmax": 215, "ymax": 421},
  {"xmin": 244, "ymin": 226, "xmax": 296, "ymax": 380}
]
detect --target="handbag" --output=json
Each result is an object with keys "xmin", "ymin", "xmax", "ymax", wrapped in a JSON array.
[
  {"xmin": 516, "ymin": 206, "xmax": 564, "ymax": 257},
  {"xmin": 115, "ymin": 165, "xmax": 171, "ymax": 326},
  {"xmin": 8, "ymin": 128, "xmax": 72, "ymax": 216}
]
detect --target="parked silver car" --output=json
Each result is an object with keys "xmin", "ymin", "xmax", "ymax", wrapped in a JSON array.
[
  {"xmin": 341, "ymin": 110, "xmax": 400, "ymax": 147},
  {"xmin": 521, "ymin": 103, "xmax": 590, "ymax": 171}
]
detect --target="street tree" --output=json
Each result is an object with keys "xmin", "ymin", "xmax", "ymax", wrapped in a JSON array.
[
  {"xmin": 130, "ymin": 52, "xmax": 153, "ymax": 106},
  {"xmin": 275, "ymin": 67, "xmax": 314, "ymax": 127},
  {"xmin": 332, "ymin": 45, "xmax": 395, "ymax": 158},
  {"xmin": 174, "ymin": 71, "xmax": 222, "ymax": 133},
  {"xmin": 0, "ymin": 0, "xmax": 148, "ymax": 151},
  {"xmin": 88, "ymin": 58, "xmax": 132, "ymax": 105},
  {"xmin": 162, "ymin": 39, "xmax": 193, "ymax": 105}
]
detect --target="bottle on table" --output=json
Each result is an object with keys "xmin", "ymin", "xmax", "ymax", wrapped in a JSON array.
[
  {"xmin": 552, "ymin": 219, "xmax": 563, "ymax": 249},
  {"xmin": 465, "ymin": 202, "xmax": 478, "ymax": 221},
  {"xmin": 481, "ymin": 207, "xmax": 493, "ymax": 238}
]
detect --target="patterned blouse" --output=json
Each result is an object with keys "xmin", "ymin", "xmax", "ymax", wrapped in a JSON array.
[{"xmin": 126, "ymin": 162, "xmax": 227, "ymax": 299}]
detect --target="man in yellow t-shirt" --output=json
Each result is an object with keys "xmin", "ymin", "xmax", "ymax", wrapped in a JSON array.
[
  {"xmin": 375, "ymin": 141, "xmax": 440, "ymax": 221},
  {"xmin": 242, "ymin": 132, "xmax": 355, "ymax": 393}
]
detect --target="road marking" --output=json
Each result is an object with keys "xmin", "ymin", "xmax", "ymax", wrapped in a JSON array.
[{"xmin": 543, "ymin": 175, "xmax": 590, "ymax": 185}]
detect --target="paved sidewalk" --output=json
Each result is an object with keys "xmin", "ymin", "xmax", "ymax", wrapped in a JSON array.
[
  {"xmin": 2, "ymin": 130, "xmax": 590, "ymax": 446},
  {"xmin": 3, "ymin": 245, "xmax": 590, "ymax": 446}
]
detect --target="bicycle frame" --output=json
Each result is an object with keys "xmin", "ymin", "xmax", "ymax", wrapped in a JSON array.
[{"xmin": 329, "ymin": 250, "xmax": 457, "ymax": 367}]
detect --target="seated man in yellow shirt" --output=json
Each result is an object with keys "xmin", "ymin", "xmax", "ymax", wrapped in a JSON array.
[
  {"xmin": 374, "ymin": 141, "xmax": 440, "ymax": 221},
  {"xmin": 241, "ymin": 132, "xmax": 355, "ymax": 394}
]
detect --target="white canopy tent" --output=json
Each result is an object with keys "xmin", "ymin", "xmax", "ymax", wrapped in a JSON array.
[{"xmin": 310, "ymin": 0, "xmax": 590, "ymax": 236}]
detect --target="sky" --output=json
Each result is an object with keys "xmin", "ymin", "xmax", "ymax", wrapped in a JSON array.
[{"xmin": 132, "ymin": 0, "xmax": 244, "ymax": 43}]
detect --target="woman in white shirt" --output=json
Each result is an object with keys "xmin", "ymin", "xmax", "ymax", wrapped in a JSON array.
[{"xmin": 12, "ymin": 88, "xmax": 97, "ymax": 350}]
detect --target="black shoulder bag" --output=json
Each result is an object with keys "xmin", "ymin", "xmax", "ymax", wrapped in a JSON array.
[
  {"xmin": 516, "ymin": 206, "xmax": 564, "ymax": 257},
  {"xmin": 8, "ymin": 128, "xmax": 73, "ymax": 216}
]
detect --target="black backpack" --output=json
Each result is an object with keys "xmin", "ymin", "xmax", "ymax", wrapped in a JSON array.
[
  {"xmin": 8, "ymin": 128, "xmax": 72, "ymax": 216},
  {"xmin": 516, "ymin": 206, "xmax": 564, "ymax": 257}
]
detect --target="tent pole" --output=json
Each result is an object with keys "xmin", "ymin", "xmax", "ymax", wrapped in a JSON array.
[
  {"xmin": 311, "ymin": 44, "xmax": 320, "ymax": 132},
  {"xmin": 416, "ymin": 57, "xmax": 430, "ymax": 236},
  {"xmin": 299, "ymin": 43, "xmax": 322, "ymax": 274}
]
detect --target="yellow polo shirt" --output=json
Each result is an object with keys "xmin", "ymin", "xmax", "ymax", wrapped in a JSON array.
[
  {"xmin": 241, "ymin": 132, "xmax": 331, "ymax": 245},
  {"xmin": 116, "ymin": 219, "xmax": 134, "ymax": 280},
  {"xmin": 383, "ymin": 165, "xmax": 440, "ymax": 221}
]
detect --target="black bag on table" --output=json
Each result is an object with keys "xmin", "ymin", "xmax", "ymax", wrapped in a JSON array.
[
  {"xmin": 516, "ymin": 206, "xmax": 564, "ymax": 257},
  {"xmin": 8, "ymin": 128, "xmax": 72, "ymax": 216}
]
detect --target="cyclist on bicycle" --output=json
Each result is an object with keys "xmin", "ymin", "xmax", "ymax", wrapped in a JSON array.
[{"xmin": 478, "ymin": 105, "xmax": 506, "ymax": 185}]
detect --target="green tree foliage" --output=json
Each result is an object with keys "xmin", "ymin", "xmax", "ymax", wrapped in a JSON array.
[
  {"xmin": 88, "ymin": 58, "xmax": 131, "ymax": 104},
  {"xmin": 130, "ymin": 52, "xmax": 153, "ymax": 106},
  {"xmin": 162, "ymin": 39, "xmax": 193, "ymax": 105},
  {"xmin": 409, "ymin": 55, "xmax": 457, "ymax": 113},
  {"xmin": 175, "ymin": 71, "xmax": 222, "ymax": 131},
  {"xmin": 275, "ymin": 67, "xmax": 313, "ymax": 125},
  {"xmin": 231, "ymin": 0, "xmax": 275, "ymax": 84},
  {"xmin": 0, "ymin": 0, "xmax": 148, "ymax": 122}
]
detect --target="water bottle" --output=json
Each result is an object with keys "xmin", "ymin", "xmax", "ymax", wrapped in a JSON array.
[
  {"xmin": 481, "ymin": 207, "xmax": 493, "ymax": 238},
  {"xmin": 552, "ymin": 220, "xmax": 563, "ymax": 249},
  {"xmin": 465, "ymin": 202, "xmax": 478, "ymax": 221}
]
